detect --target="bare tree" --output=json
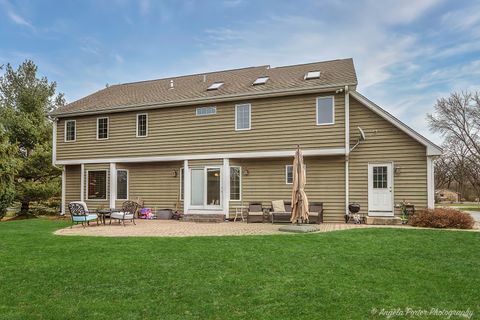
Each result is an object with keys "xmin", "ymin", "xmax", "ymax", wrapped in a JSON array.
[{"xmin": 428, "ymin": 91, "xmax": 480, "ymax": 162}]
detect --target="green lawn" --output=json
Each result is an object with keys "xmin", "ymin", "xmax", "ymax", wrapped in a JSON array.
[
  {"xmin": 0, "ymin": 219, "xmax": 478, "ymax": 319},
  {"xmin": 438, "ymin": 203, "xmax": 480, "ymax": 212}
]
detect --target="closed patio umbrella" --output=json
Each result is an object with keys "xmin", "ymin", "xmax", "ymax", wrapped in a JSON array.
[{"xmin": 290, "ymin": 146, "xmax": 309, "ymax": 224}]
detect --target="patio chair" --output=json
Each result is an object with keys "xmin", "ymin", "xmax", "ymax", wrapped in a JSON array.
[
  {"xmin": 110, "ymin": 201, "xmax": 139, "ymax": 226},
  {"xmin": 68, "ymin": 201, "xmax": 99, "ymax": 228},
  {"xmin": 271, "ymin": 200, "xmax": 292, "ymax": 223},
  {"xmin": 307, "ymin": 202, "xmax": 324, "ymax": 224},
  {"xmin": 246, "ymin": 202, "xmax": 266, "ymax": 223}
]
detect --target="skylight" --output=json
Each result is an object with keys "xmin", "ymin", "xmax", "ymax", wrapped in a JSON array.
[
  {"xmin": 304, "ymin": 71, "xmax": 321, "ymax": 80},
  {"xmin": 253, "ymin": 76, "xmax": 269, "ymax": 85},
  {"xmin": 207, "ymin": 82, "xmax": 224, "ymax": 90}
]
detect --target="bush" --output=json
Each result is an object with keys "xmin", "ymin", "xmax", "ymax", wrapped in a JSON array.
[{"xmin": 409, "ymin": 208, "xmax": 475, "ymax": 229}]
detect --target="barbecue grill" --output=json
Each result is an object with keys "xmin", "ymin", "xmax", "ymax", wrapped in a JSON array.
[{"xmin": 345, "ymin": 202, "xmax": 364, "ymax": 224}]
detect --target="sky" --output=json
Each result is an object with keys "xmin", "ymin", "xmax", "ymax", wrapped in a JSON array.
[{"xmin": 1, "ymin": 0, "xmax": 480, "ymax": 144}]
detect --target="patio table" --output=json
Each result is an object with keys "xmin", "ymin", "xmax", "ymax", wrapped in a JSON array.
[{"xmin": 96, "ymin": 209, "xmax": 112, "ymax": 225}]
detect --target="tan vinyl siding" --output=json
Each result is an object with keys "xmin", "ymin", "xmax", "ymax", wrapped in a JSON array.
[
  {"xmin": 229, "ymin": 157, "xmax": 345, "ymax": 222},
  {"xmin": 56, "ymin": 93, "xmax": 345, "ymax": 160},
  {"xmin": 64, "ymin": 165, "xmax": 80, "ymax": 213},
  {"xmin": 118, "ymin": 162, "xmax": 182, "ymax": 212},
  {"xmin": 349, "ymin": 97, "xmax": 428, "ymax": 216}
]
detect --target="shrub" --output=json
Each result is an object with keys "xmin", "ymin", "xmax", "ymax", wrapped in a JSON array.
[{"xmin": 409, "ymin": 208, "xmax": 475, "ymax": 229}]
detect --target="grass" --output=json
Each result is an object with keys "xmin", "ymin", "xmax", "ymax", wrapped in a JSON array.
[
  {"xmin": 437, "ymin": 203, "xmax": 480, "ymax": 212},
  {"xmin": 0, "ymin": 219, "xmax": 479, "ymax": 320}
]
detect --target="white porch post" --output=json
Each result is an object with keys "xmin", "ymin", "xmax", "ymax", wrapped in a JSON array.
[
  {"xmin": 80, "ymin": 164, "xmax": 85, "ymax": 202},
  {"xmin": 183, "ymin": 160, "xmax": 190, "ymax": 214},
  {"xmin": 109, "ymin": 163, "xmax": 117, "ymax": 209},
  {"xmin": 61, "ymin": 166, "xmax": 66, "ymax": 215},
  {"xmin": 427, "ymin": 156, "xmax": 435, "ymax": 209},
  {"xmin": 344, "ymin": 86, "xmax": 350, "ymax": 215},
  {"xmin": 52, "ymin": 119, "xmax": 57, "ymax": 166},
  {"xmin": 222, "ymin": 158, "xmax": 230, "ymax": 219}
]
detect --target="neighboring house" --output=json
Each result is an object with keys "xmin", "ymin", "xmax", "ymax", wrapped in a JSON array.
[
  {"xmin": 51, "ymin": 58, "xmax": 442, "ymax": 222},
  {"xmin": 435, "ymin": 189, "xmax": 459, "ymax": 203}
]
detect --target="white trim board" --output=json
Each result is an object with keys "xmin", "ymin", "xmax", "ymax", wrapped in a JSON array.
[
  {"xmin": 350, "ymin": 91, "xmax": 442, "ymax": 156},
  {"xmin": 55, "ymin": 148, "xmax": 346, "ymax": 165}
]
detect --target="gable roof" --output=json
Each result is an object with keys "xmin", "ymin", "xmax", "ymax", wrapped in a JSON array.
[
  {"xmin": 51, "ymin": 58, "xmax": 357, "ymax": 116},
  {"xmin": 350, "ymin": 91, "xmax": 442, "ymax": 156}
]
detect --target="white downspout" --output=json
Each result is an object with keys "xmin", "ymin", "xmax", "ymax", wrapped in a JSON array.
[
  {"xmin": 222, "ymin": 158, "xmax": 230, "ymax": 219},
  {"xmin": 61, "ymin": 167, "xmax": 66, "ymax": 215},
  {"xmin": 109, "ymin": 163, "xmax": 117, "ymax": 209},
  {"xmin": 52, "ymin": 119, "xmax": 57, "ymax": 166},
  {"xmin": 427, "ymin": 156, "xmax": 435, "ymax": 208},
  {"xmin": 344, "ymin": 86, "xmax": 350, "ymax": 216},
  {"xmin": 184, "ymin": 160, "xmax": 190, "ymax": 215},
  {"xmin": 80, "ymin": 164, "xmax": 85, "ymax": 202}
]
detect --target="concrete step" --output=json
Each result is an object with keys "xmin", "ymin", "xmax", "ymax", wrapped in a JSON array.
[
  {"xmin": 182, "ymin": 214, "xmax": 225, "ymax": 223},
  {"xmin": 366, "ymin": 216, "xmax": 402, "ymax": 225}
]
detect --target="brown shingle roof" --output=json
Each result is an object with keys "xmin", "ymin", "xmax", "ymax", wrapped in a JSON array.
[{"xmin": 52, "ymin": 58, "xmax": 357, "ymax": 116}]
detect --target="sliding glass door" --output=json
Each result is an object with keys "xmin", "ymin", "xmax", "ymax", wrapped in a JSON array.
[{"xmin": 190, "ymin": 167, "xmax": 222, "ymax": 209}]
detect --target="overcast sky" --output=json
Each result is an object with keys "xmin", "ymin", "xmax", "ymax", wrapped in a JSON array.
[{"xmin": 1, "ymin": 0, "xmax": 479, "ymax": 143}]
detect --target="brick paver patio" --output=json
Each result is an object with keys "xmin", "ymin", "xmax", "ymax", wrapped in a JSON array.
[{"xmin": 55, "ymin": 219, "xmax": 424, "ymax": 237}]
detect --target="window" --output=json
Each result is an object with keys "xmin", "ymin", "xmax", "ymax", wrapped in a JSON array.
[
  {"xmin": 286, "ymin": 165, "xmax": 306, "ymax": 184},
  {"xmin": 373, "ymin": 166, "xmax": 388, "ymax": 189},
  {"xmin": 136, "ymin": 114, "xmax": 148, "ymax": 137},
  {"xmin": 196, "ymin": 106, "xmax": 217, "ymax": 116},
  {"xmin": 97, "ymin": 117, "xmax": 109, "ymax": 140},
  {"xmin": 316, "ymin": 96, "xmax": 334, "ymax": 125},
  {"xmin": 253, "ymin": 76, "xmax": 269, "ymax": 85},
  {"xmin": 117, "ymin": 169, "xmax": 128, "ymax": 200},
  {"xmin": 207, "ymin": 82, "xmax": 223, "ymax": 90},
  {"xmin": 230, "ymin": 166, "xmax": 241, "ymax": 200},
  {"xmin": 87, "ymin": 170, "xmax": 107, "ymax": 200},
  {"xmin": 304, "ymin": 71, "xmax": 321, "ymax": 80},
  {"xmin": 65, "ymin": 120, "xmax": 76, "ymax": 142},
  {"xmin": 180, "ymin": 168, "xmax": 184, "ymax": 200},
  {"xmin": 235, "ymin": 104, "xmax": 251, "ymax": 131}
]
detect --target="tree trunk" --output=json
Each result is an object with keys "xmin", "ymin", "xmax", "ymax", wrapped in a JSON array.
[{"xmin": 19, "ymin": 201, "xmax": 30, "ymax": 216}]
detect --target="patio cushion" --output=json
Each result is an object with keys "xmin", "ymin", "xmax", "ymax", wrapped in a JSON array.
[
  {"xmin": 72, "ymin": 214, "xmax": 98, "ymax": 222},
  {"xmin": 70, "ymin": 201, "xmax": 89, "ymax": 212},
  {"xmin": 111, "ymin": 212, "xmax": 134, "ymax": 220},
  {"xmin": 248, "ymin": 211, "xmax": 263, "ymax": 216},
  {"xmin": 272, "ymin": 200, "xmax": 286, "ymax": 213}
]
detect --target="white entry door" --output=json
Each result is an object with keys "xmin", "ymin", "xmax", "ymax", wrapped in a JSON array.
[
  {"xmin": 368, "ymin": 163, "xmax": 394, "ymax": 216},
  {"xmin": 190, "ymin": 167, "xmax": 222, "ymax": 210}
]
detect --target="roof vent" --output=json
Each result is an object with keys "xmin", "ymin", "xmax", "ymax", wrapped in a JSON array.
[
  {"xmin": 207, "ymin": 82, "xmax": 223, "ymax": 90},
  {"xmin": 304, "ymin": 71, "xmax": 321, "ymax": 80},
  {"xmin": 253, "ymin": 76, "xmax": 269, "ymax": 85},
  {"xmin": 169, "ymin": 80, "xmax": 174, "ymax": 89}
]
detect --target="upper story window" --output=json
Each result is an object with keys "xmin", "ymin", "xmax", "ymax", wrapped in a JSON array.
[
  {"xmin": 136, "ymin": 113, "xmax": 148, "ymax": 137},
  {"xmin": 235, "ymin": 103, "xmax": 251, "ymax": 131},
  {"xmin": 97, "ymin": 117, "xmax": 109, "ymax": 140},
  {"xmin": 316, "ymin": 96, "xmax": 334, "ymax": 125},
  {"xmin": 87, "ymin": 170, "xmax": 107, "ymax": 200},
  {"xmin": 253, "ymin": 76, "xmax": 269, "ymax": 85},
  {"xmin": 64, "ymin": 120, "xmax": 76, "ymax": 142},
  {"xmin": 305, "ymin": 71, "xmax": 321, "ymax": 80},
  {"xmin": 207, "ymin": 82, "xmax": 223, "ymax": 90},
  {"xmin": 196, "ymin": 106, "xmax": 217, "ymax": 116}
]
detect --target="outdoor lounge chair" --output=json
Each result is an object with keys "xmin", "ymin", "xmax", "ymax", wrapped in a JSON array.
[
  {"xmin": 246, "ymin": 202, "xmax": 266, "ymax": 223},
  {"xmin": 271, "ymin": 200, "xmax": 292, "ymax": 223},
  {"xmin": 110, "ymin": 201, "xmax": 139, "ymax": 226},
  {"xmin": 307, "ymin": 202, "xmax": 324, "ymax": 224},
  {"xmin": 68, "ymin": 201, "xmax": 99, "ymax": 228}
]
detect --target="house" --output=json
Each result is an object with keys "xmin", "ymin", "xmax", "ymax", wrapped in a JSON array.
[{"xmin": 51, "ymin": 58, "xmax": 442, "ymax": 223}]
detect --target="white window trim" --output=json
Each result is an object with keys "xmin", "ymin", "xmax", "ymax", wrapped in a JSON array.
[
  {"xmin": 64, "ymin": 120, "xmax": 76, "ymax": 142},
  {"xmin": 316, "ymin": 96, "xmax": 335, "ymax": 126},
  {"xmin": 235, "ymin": 103, "xmax": 251, "ymax": 131},
  {"xmin": 86, "ymin": 169, "xmax": 109, "ymax": 201},
  {"xmin": 285, "ymin": 164, "xmax": 306, "ymax": 184},
  {"xmin": 180, "ymin": 167, "xmax": 184, "ymax": 201},
  {"xmin": 229, "ymin": 166, "xmax": 242, "ymax": 201},
  {"xmin": 116, "ymin": 169, "xmax": 129, "ymax": 200},
  {"xmin": 136, "ymin": 113, "xmax": 148, "ymax": 138},
  {"xmin": 96, "ymin": 117, "xmax": 109, "ymax": 140},
  {"xmin": 196, "ymin": 106, "xmax": 217, "ymax": 116}
]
